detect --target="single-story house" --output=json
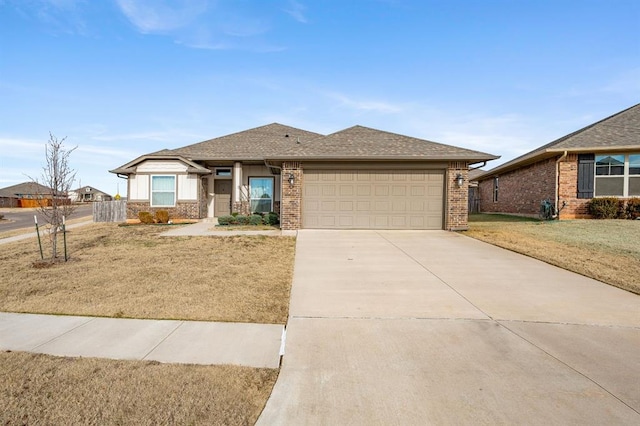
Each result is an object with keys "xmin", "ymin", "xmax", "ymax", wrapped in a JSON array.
[
  {"xmin": 110, "ymin": 123, "xmax": 498, "ymax": 230},
  {"xmin": 0, "ymin": 182, "xmax": 57, "ymax": 208},
  {"xmin": 476, "ymin": 103, "xmax": 640, "ymax": 218},
  {"xmin": 69, "ymin": 186, "xmax": 113, "ymax": 202}
]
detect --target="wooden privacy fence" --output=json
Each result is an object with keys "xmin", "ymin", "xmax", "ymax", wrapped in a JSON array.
[{"xmin": 93, "ymin": 200, "xmax": 127, "ymax": 222}]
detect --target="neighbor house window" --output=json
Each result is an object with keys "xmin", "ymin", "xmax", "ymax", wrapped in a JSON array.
[
  {"xmin": 215, "ymin": 168, "xmax": 231, "ymax": 177},
  {"xmin": 630, "ymin": 155, "xmax": 640, "ymax": 196},
  {"xmin": 151, "ymin": 175, "xmax": 176, "ymax": 206},
  {"xmin": 249, "ymin": 177, "xmax": 274, "ymax": 213},
  {"xmin": 594, "ymin": 154, "xmax": 640, "ymax": 197},
  {"xmin": 493, "ymin": 177, "xmax": 499, "ymax": 202}
]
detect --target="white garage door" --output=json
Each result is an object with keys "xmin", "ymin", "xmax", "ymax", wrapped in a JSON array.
[{"xmin": 303, "ymin": 169, "xmax": 444, "ymax": 229}]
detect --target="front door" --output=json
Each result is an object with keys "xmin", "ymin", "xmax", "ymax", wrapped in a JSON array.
[{"xmin": 214, "ymin": 180, "xmax": 232, "ymax": 217}]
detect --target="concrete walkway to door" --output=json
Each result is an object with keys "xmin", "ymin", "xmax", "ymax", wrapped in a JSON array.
[{"xmin": 257, "ymin": 230, "xmax": 640, "ymax": 425}]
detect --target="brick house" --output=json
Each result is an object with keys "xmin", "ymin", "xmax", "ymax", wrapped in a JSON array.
[
  {"xmin": 0, "ymin": 181, "xmax": 57, "ymax": 208},
  {"xmin": 69, "ymin": 185, "xmax": 113, "ymax": 202},
  {"xmin": 476, "ymin": 104, "xmax": 640, "ymax": 218},
  {"xmin": 110, "ymin": 123, "xmax": 497, "ymax": 230}
]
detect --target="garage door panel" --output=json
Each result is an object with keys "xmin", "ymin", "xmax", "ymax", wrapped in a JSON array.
[
  {"xmin": 392, "ymin": 185, "xmax": 406, "ymax": 196},
  {"xmin": 340, "ymin": 185, "xmax": 354, "ymax": 196},
  {"xmin": 354, "ymin": 216, "xmax": 370, "ymax": 228},
  {"xmin": 374, "ymin": 185, "xmax": 389, "ymax": 196},
  {"xmin": 374, "ymin": 201, "xmax": 390, "ymax": 211},
  {"xmin": 321, "ymin": 201, "xmax": 336, "ymax": 211},
  {"xmin": 303, "ymin": 169, "xmax": 444, "ymax": 229},
  {"xmin": 339, "ymin": 201, "xmax": 354, "ymax": 211},
  {"xmin": 356, "ymin": 201, "xmax": 371, "ymax": 211},
  {"xmin": 356, "ymin": 185, "xmax": 371, "ymax": 196},
  {"xmin": 411, "ymin": 186, "xmax": 426, "ymax": 196},
  {"xmin": 322, "ymin": 186, "xmax": 336, "ymax": 196}
]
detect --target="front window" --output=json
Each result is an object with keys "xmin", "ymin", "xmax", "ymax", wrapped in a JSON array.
[
  {"xmin": 249, "ymin": 177, "xmax": 274, "ymax": 213},
  {"xmin": 595, "ymin": 154, "xmax": 640, "ymax": 197},
  {"xmin": 151, "ymin": 175, "xmax": 176, "ymax": 206}
]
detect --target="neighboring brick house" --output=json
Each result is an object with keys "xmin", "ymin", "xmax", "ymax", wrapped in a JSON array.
[
  {"xmin": 110, "ymin": 124, "xmax": 497, "ymax": 230},
  {"xmin": 69, "ymin": 186, "xmax": 113, "ymax": 202},
  {"xmin": 0, "ymin": 182, "xmax": 57, "ymax": 208},
  {"xmin": 476, "ymin": 103, "xmax": 640, "ymax": 218}
]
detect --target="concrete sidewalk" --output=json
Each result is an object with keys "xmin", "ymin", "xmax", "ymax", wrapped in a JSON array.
[
  {"xmin": 258, "ymin": 230, "xmax": 640, "ymax": 425},
  {"xmin": 0, "ymin": 220, "xmax": 94, "ymax": 245},
  {"xmin": 0, "ymin": 312, "xmax": 283, "ymax": 368}
]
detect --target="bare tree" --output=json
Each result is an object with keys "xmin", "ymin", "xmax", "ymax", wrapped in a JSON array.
[{"xmin": 31, "ymin": 133, "xmax": 78, "ymax": 260}]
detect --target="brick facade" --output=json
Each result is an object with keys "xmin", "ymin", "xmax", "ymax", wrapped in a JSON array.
[
  {"xmin": 280, "ymin": 162, "xmax": 302, "ymax": 231},
  {"xmin": 127, "ymin": 201, "xmax": 200, "ymax": 220},
  {"xmin": 479, "ymin": 157, "xmax": 557, "ymax": 216},
  {"xmin": 127, "ymin": 162, "xmax": 473, "ymax": 230},
  {"xmin": 557, "ymin": 154, "xmax": 590, "ymax": 218},
  {"xmin": 446, "ymin": 162, "xmax": 469, "ymax": 230}
]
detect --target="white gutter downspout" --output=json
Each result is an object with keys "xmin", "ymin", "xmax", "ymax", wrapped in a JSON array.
[{"xmin": 555, "ymin": 151, "xmax": 568, "ymax": 218}]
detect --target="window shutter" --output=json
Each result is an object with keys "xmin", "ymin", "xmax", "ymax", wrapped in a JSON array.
[{"xmin": 577, "ymin": 154, "xmax": 594, "ymax": 199}]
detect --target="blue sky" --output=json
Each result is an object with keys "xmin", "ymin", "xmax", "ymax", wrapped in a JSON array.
[{"xmin": 1, "ymin": 0, "xmax": 638, "ymax": 197}]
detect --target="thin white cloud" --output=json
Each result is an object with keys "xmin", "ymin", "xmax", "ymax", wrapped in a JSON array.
[
  {"xmin": 326, "ymin": 92, "xmax": 404, "ymax": 114},
  {"xmin": 115, "ymin": 0, "xmax": 209, "ymax": 33},
  {"xmin": 5, "ymin": 0, "xmax": 89, "ymax": 34},
  {"xmin": 283, "ymin": 0, "xmax": 307, "ymax": 24},
  {"xmin": 113, "ymin": 0, "xmax": 287, "ymax": 51}
]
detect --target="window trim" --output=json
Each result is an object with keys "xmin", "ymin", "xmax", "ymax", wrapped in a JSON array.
[
  {"xmin": 594, "ymin": 153, "xmax": 640, "ymax": 198},
  {"xmin": 150, "ymin": 174, "xmax": 177, "ymax": 207},
  {"xmin": 249, "ymin": 176, "xmax": 274, "ymax": 213}
]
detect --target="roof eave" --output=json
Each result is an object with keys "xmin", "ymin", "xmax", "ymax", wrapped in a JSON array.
[
  {"xmin": 268, "ymin": 155, "xmax": 500, "ymax": 162},
  {"xmin": 477, "ymin": 144, "xmax": 640, "ymax": 180}
]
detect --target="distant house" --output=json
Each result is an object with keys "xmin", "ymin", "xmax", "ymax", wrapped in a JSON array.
[
  {"xmin": 476, "ymin": 103, "xmax": 640, "ymax": 218},
  {"xmin": 69, "ymin": 186, "xmax": 113, "ymax": 202},
  {"xmin": 110, "ymin": 123, "xmax": 498, "ymax": 230},
  {"xmin": 0, "ymin": 182, "xmax": 58, "ymax": 208}
]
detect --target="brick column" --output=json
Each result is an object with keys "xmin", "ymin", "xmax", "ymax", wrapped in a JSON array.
[
  {"xmin": 558, "ymin": 154, "xmax": 590, "ymax": 219},
  {"xmin": 281, "ymin": 162, "xmax": 302, "ymax": 230},
  {"xmin": 446, "ymin": 162, "xmax": 469, "ymax": 231}
]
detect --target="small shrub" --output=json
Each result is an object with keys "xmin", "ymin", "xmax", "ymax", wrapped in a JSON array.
[
  {"xmin": 249, "ymin": 214, "xmax": 263, "ymax": 225},
  {"xmin": 265, "ymin": 212, "xmax": 279, "ymax": 226},
  {"xmin": 155, "ymin": 210, "xmax": 170, "ymax": 224},
  {"xmin": 236, "ymin": 215, "xmax": 250, "ymax": 225},
  {"xmin": 588, "ymin": 197, "xmax": 623, "ymax": 219},
  {"xmin": 231, "ymin": 212, "xmax": 239, "ymax": 217},
  {"xmin": 624, "ymin": 197, "xmax": 640, "ymax": 219},
  {"xmin": 138, "ymin": 211, "xmax": 154, "ymax": 224},
  {"xmin": 217, "ymin": 215, "xmax": 235, "ymax": 225}
]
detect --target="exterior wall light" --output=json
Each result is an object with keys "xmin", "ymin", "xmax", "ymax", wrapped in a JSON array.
[
  {"xmin": 288, "ymin": 173, "xmax": 295, "ymax": 187},
  {"xmin": 456, "ymin": 173, "xmax": 464, "ymax": 187}
]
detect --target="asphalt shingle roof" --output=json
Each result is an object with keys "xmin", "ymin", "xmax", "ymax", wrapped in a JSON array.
[
  {"xmin": 277, "ymin": 125, "xmax": 497, "ymax": 160},
  {"xmin": 0, "ymin": 182, "xmax": 53, "ymax": 198},
  {"xmin": 111, "ymin": 123, "xmax": 499, "ymax": 174},
  {"xmin": 172, "ymin": 123, "xmax": 324, "ymax": 160}
]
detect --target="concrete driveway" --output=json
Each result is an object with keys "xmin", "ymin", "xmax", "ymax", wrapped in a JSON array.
[{"xmin": 258, "ymin": 230, "xmax": 640, "ymax": 425}]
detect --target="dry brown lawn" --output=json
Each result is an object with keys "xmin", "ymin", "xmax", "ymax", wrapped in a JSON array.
[
  {"xmin": 0, "ymin": 223, "xmax": 296, "ymax": 323},
  {"xmin": 0, "ymin": 351, "xmax": 277, "ymax": 425},
  {"xmin": 465, "ymin": 214, "xmax": 640, "ymax": 294}
]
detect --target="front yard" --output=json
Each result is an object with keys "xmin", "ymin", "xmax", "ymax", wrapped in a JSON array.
[
  {"xmin": 0, "ymin": 223, "xmax": 295, "ymax": 425},
  {"xmin": 465, "ymin": 214, "xmax": 640, "ymax": 295},
  {"xmin": 0, "ymin": 223, "xmax": 296, "ymax": 323}
]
